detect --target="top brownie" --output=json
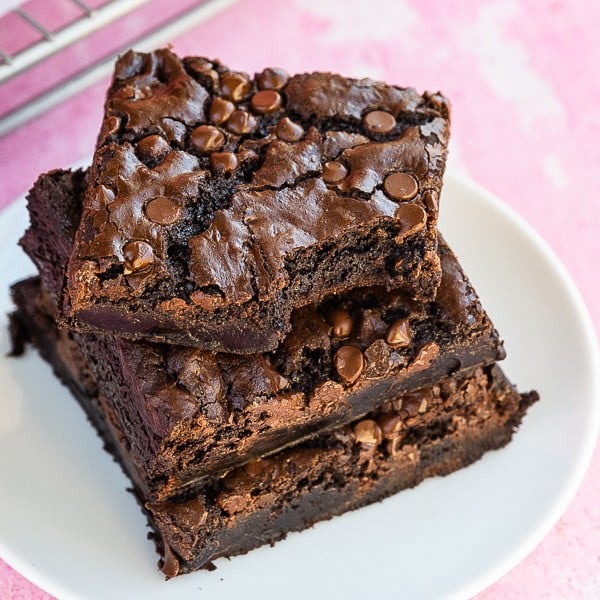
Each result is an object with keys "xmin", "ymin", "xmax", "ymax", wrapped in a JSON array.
[{"xmin": 64, "ymin": 48, "xmax": 450, "ymax": 353}]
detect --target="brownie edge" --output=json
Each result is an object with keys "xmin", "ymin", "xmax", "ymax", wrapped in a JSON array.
[{"xmin": 63, "ymin": 48, "xmax": 451, "ymax": 352}]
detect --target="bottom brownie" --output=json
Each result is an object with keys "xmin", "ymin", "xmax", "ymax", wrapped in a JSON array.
[{"xmin": 9, "ymin": 277, "xmax": 538, "ymax": 578}]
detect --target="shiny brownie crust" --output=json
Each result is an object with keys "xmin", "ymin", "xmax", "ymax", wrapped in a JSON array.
[{"xmin": 63, "ymin": 49, "xmax": 450, "ymax": 353}]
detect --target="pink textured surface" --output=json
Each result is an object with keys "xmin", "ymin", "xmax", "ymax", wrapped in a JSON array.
[{"xmin": 0, "ymin": 0, "xmax": 598, "ymax": 598}]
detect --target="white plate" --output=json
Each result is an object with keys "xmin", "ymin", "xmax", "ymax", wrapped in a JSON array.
[{"xmin": 0, "ymin": 171, "xmax": 598, "ymax": 600}]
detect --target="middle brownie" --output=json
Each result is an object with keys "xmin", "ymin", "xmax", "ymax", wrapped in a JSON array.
[{"xmin": 22, "ymin": 169, "xmax": 505, "ymax": 501}]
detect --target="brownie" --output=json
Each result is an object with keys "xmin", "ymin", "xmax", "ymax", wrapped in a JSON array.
[
  {"xmin": 61, "ymin": 48, "xmax": 450, "ymax": 353},
  {"xmin": 9, "ymin": 283, "xmax": 537, "ymax": 577},
  {"xmin": 19, "ymin": 171, "xmax": 504, "ymax": 501}
]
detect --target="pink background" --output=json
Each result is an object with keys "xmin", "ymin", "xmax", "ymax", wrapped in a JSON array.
[{"xmin": 1, "ymin": 0, "xmax": 598, "ymax": 597}]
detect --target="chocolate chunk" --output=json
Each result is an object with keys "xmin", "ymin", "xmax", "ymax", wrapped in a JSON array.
[
  {"xmin": 220, "ymin": 72, "xmax": 251, "ymax": 102},
  {"xmin": 363, "ymin": 110, "xmax": 396, "ymax": 134},
  {"xmin": 328, "ymin": 308, "xmax": 353, "ymax": 338},
  {"xmin": 322, "ymin": 161, "xmax": 348, "ymax": 183},
  {"xmin": 334, "ymin": 345, "xmax": 364, "ymax": 385},
  {"xmin": 386, "ymin": 318, "xmax": 411, "ymax": 348},
  {"xmin": 209, "ymin": 97, "xmax": 235, "ymax": 125},
  {"xmin": 276, "ymin": 117, "xmax": 304, "ymax": 142},
  {"xmin": 353, "ymin": 419, "xmax": 382, "ymax": 446},
  {"xmin": 226, "ymin": 110, "xmax": 257, "ymax": 135},
  {"xmin": 190, "ymin": 125, "xmax": 225, "ymax": 153},
  {"xmin": 383, "ymin": 172, "xmax": 419, "ymax": 201},
  {"xmin": 145, "ymin": 197, "xmax": 181, "ymax": 225},
  {"xmin": 251, "ymin": 90, "xmax": 283, "ymax": 114},
  {"xmin": 136, "ymin": 135, "xmax": 170, "ymax": 164},
  {"xmin": 123, "ymin": 240, "xmax": 154, "ymax": 272},
  {"xmin": 210, "ymin": 152, "xmax": 239, "ymax": 173},
  {"xmin": 257, "ymin": 67, "xmax": 289, "ymax": 90}
]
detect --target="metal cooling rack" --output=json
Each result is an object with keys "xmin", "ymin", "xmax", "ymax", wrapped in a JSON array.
[{"xmin": 0, "ymin": 0, "xmax": 238, "ymax": 135}]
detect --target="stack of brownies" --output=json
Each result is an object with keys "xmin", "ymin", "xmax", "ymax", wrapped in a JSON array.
[{"xmin": 9, "ymin": 48, "xmax": 538, "ymax": 577}]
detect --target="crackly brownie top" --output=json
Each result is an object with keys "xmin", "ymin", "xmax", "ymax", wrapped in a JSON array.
[{"xmin": 71, "ymin": 48, "xmax": 450, "ymax": 309}]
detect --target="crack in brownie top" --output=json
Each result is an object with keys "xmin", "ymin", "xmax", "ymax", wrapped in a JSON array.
[{"xmin": 72, "ymin": 48, "xmax": 450, "ymax": 310}]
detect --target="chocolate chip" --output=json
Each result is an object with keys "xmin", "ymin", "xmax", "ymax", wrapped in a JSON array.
[
  {"xmin": 136, "ymin": 135, "xmax": 170, "ymax": 164},
  {"xmin": 334, "ymin": 345, "xmax": 364, "ymax": 385},
  {"xmin": 145, "ymin": 196, "xmax": 181, "ymax": 225},
  {"xmin": 394, "ymin": 203, "xmax": 427, "ymax": 242},
  {"xmin": 384, "ymin": 172, "xmax": 419, "ymax": 201},
  {"xmin": 257, "ymin": 67, "xmax": 289, "ymax": 90},
  {"xmin": 186, "ymin": 58, "xmax": 219, "ymax": 89},
  {"xmin": 422, "ymin": 189, "xmax": 438, "ymax": 212},
  {"xmin": 123, "ymin": 240, "xmax": 154, "ymax": 272},
  {"xmin": 276, "ymin": 117, "xmax": 304, "ymax": 142},
  {"xmin": 378, "ymin": 412, "xmax": 404, "ymax": 440},
  {"xmin": 392, "ymin": 397, "xmax": 404, "ymax": 412},
  {"xmin": 363, "ymin": 110, "xmax": 396, "ymax": 134},
  {"xmin": 353, "ymin": 419, "xmax": 382, "ymax": 446},
  {"xmin": 328, "ymin": 308, "xmax": 353, "ymax": 338},
  {"xmin": 251, "ymin": 90, "xmax": 282, "ymax": 113},
  {"xmin": 322, "ymin": 161, "xmax": 348, "ymax": 184},
  {"xmin": 386, "ymin": 318, "xmax": 411, "ymax": 348},
  {"xmin": 209, "ymin": 97, "xmax": 235, "ymax": 125},
  {"xmin": 220, "ymin": 72, "xmax": 251, "ymax": 102},
  {"xmin": 226, "ymin": 110, "xmax": 257, "ymax": 135},
  {"xmin": 210, "ymin": 151, "xmax": 239, "ymax": 173},
  {"xmin": 95, "ymin": 184, "xmax": 115, "ymax": 205},
  {"xmin": 190, "ymin": 125, "xmax": 225, "ymax": 153}
]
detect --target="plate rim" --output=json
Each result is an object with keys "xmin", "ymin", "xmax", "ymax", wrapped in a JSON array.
[{"xmin": 440, "ymin": 171, "xmax": 600, "ymax": 599}]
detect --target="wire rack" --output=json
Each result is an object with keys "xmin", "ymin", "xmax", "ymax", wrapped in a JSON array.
[{"xmin": 0, "ymin": 0, "xmax": 238, "ymax": 135}]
